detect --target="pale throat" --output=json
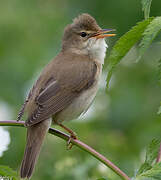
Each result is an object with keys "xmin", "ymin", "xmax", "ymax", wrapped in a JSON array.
[
  {"xmin": 87, "ymin": 38, "xmax": 108, "ymax": 64},
  {"xmin": 69, "ymin": 38, "xmax": 108, "ymax": 64}
]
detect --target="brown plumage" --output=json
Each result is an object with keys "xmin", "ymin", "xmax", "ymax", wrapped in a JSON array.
[
  {"xmin": 18, "ymin": 13, "xmax": 115, "ymax": 179},
  {"xmin": 25, "ymin": 52, "xmax": 97, "ymax": 126}
]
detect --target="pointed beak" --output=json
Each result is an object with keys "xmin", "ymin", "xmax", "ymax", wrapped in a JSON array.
[{"xmin": 91, "ymin": 29, "xmax": 116, "ymax": 39}]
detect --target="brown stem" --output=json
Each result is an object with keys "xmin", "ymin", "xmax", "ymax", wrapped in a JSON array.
[{"xmin": 0, "ymin": 120, "xmax": 131, "ymax": 180}]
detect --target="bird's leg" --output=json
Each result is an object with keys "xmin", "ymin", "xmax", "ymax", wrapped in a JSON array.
[
  {"xmin": 54, "ymin": 120, "xmax": 77, "ymax": 149},
  {"xmin": 58, "ymin": 123, "xmax": 77, "ymax": 138},
  {"xmin": 58, "ymin": 123, "xmax": 77, "ymax": 150}
]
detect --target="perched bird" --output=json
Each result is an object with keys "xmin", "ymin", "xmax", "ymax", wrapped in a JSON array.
[{"xmin": 18, "ymin": 13, "xmax": 115, "ymax": 179}]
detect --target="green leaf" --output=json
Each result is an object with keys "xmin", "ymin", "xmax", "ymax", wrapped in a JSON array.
[
  {"xmin": 141, "ymin": 0, "xmax": 152, "ymax": 19},
  {"xmin": 105, "ymin": 18, "xmax": 154, "ymax": 90},
  {"xmin": 0, "ymin": 165, "xmax": 18, "ymax": 180},
  {"xmin": 137, "ymin": 139, "xmax": 161, "ymax": 175},
  {"xmin": 136, "ymin": 162, "xmax": 161, "ymax": 180},
  {"xmin": 137, "ymin": 162, "xmax": 152, "ymax": 176},
  {"xmin": 145, "ymin": 139, "xmax": 161, "ymax": 165},
  {"xmin": 137, "ymin": 16, "xmax": 161, "ymax": 62},
  {"xmin": 97, "ymin": 178, "xmax": 107, "ymax": 180}
]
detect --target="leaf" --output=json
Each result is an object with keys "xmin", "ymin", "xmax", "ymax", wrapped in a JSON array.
[
  {"xmin": 137, "ymin": 139, "xmax": 161, "ymax": 175},
  {"xmin": 145, "ymin": 139, "xmax": 161, "ymax": 165},
  {"xmin": 97, "ymin": 178, "xmax": 107, "ymax": 180},
  {"xmin": 141, "ymin": 0, "xmax": 152, "ymax": 19},
  {"xmin": 0, "ymin": 165, "xmax": 18, "ymax": 180},
  {"xmin": 105, "ymin": 18, "xmax": 154, "ymax": 90},
  {"xmin": 137, "ymin": 162, "xmax": 152, "ymax": 176},
  {"xmin": 135, "ymin": 162, "xmax": 161, "ymax": 180},
  {"xmin": 137, "ymin": 16, "xmax": 161, "ymax": 62}
]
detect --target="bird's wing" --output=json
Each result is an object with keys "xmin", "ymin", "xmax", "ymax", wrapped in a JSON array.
[{"xmin": 25, "ymin": 58, "xmax": 97, "ymax": 126}]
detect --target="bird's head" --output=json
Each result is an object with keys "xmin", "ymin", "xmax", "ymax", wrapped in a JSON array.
[{"xmin": 62, "ymin": 13, "xmax": 115, "ymax": 61}]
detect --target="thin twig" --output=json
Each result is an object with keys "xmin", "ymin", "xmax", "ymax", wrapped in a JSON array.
[{"xmin": 0, "ymin": 120, "xmax": 131, "ymax": 180}]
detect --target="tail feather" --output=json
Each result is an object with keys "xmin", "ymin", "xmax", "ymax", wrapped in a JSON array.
[{"xmin": 20, "ymin": 119, "xmax": 51, "ymax": 179}]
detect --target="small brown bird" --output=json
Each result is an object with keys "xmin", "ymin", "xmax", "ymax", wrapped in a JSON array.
[{"xmin": 18, "ymin": 13, "xmax": 115, "ymax": 179}]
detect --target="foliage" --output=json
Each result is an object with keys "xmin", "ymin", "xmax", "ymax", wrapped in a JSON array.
[
  {"xmin": 105, "ymin": 18, "xmax": 153, "ymax": 89},
  {"xmin": 137, "ymin": 139, "xmax": 161, "ymax": 175},
  {"xmin": 135, "ymin": 163, "xmax": 161, "ymax": 180},
  {"xmin": 106, "ymin": 15, "xmax": 161, "ymax": 89},
  {"xmin": 0, "ymin": 165, "xmax": 18, "ymax": 180},
  {"xmin": 133, "ymin": 139, "xmax": 161, "ymax": 180},
  {"xmin": 141, "ymin": 0, "xmax": 152, "ymax": 19},
  {"xmin": 106, "ymin": 0, "xmax": 161, "ymax": 119},
  {"xmin": 137, "ymin": 17, "xmax": 161, "ymax": 62}
]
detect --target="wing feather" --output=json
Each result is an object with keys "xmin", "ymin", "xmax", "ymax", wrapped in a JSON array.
[{"xmin": 25, "ymin": 56, "xmax": 97, "ymax": 126}]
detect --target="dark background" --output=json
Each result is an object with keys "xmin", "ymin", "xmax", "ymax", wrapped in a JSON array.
[{"xmin": 0, "ymin": 0, "xmax": 161, "ymax": 179}]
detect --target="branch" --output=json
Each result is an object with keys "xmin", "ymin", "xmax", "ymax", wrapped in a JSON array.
[{"xmin": 0, "ymin": 120, "xmax": 131, "ymax": 180}]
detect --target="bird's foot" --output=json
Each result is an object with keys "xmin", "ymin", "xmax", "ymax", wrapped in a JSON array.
[
  {"xmin": 67, "ymin": 132, "xmax": 77, "ymax": 150},
  {"xmin": 53, "ymin": 121, "xmax": 78, "ymax": 149}
]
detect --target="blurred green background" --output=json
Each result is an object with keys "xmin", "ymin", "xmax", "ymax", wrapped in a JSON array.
[{"xmin": 0, "ymin": 0, "xmax": 161, "ymax": 179}]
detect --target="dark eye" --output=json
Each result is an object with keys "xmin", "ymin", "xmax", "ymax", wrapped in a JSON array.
[{"xmin": 80, "ymin": 32, "xmax": 87, "ymax": 37}]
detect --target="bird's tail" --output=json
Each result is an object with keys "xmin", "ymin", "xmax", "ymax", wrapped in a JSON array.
[{"xmin": 20, "ymin": 119, "xmax": 51, "ymax": 179}]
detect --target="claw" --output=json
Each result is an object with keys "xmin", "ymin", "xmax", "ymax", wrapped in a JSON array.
[
  {"xmin": 66, "ymin": 134, "xmax": 77, "ymax": 150},
  {"xmin": 53, "ymin": 121, "xmax": 78, "ymax": 149},
  {"xmin": 67, "ymin": 137, "xmax": 73, "ymax": 150}
]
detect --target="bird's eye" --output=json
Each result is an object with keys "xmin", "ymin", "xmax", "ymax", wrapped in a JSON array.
[{"xmin": 80, "ymin": 32, "xmax": 87, "ymax": 37}]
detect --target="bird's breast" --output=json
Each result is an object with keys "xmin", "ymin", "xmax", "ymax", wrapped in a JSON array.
[{"xmin": 53, "ymin": 63, "xmax": 102, "ymax": 123}]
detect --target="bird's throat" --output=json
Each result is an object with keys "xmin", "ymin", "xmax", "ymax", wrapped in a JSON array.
[{"xmin": 87, "ymin": 38, "xmax": 108, "ymax": 64}]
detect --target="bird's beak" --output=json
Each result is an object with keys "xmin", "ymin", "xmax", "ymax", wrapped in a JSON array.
[{"xmin": 91, "ymin": 29, "xmax": 116, "ymax": 39}]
